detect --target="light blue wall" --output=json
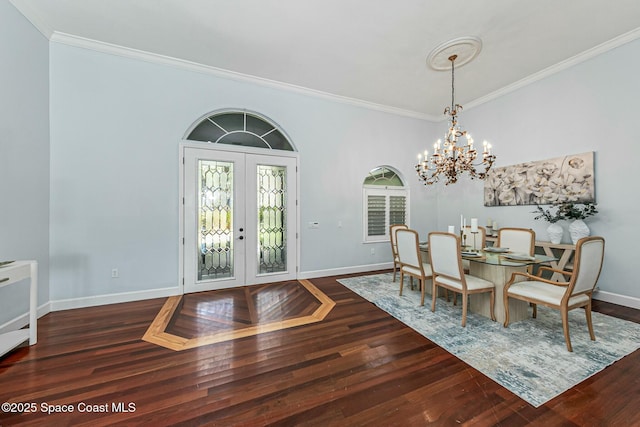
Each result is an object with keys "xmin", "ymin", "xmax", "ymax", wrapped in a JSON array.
[
  {"xmin": 3, "ymin": 2, "xmax": 638, "ymax": 312},
  {"xmin": 0, "ymin": 1, "xmax": 50, "ymax": 325},
  {"xmin": 49, "ymin": 42, "xmax": 436, "ymax": 300},
  {"xmin": 429, "ymin": 38, "xmax": 640, "ymax": 299}
]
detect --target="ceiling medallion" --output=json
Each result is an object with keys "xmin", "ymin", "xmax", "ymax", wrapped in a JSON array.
[{"xmin": 427, "ymin": 36, "xmax": 482, "ymax": 70}]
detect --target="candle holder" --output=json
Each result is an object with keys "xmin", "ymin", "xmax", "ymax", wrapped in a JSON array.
[{"xmin": 471, "ymin": 231, "xmax": 479, "ymax": 252}]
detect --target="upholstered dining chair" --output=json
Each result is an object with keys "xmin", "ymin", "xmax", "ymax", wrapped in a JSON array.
[
  {"xmin": 497, "ymin": 227, "xmax": 535, "ymax": 255},
  {"xmin": 503, "ymin": 236, "xmax": 605, "ymax": 352},
  {"xmin": 389, "ymin": 224, "xmax": 409, "ymax": 282},
  {"xmin": 395, "ymin": 228, "xmax": 432, "ymax": 306},
  {"xmin": 428, "ymin": 232, "xmax": 496, "ymax": 327}
]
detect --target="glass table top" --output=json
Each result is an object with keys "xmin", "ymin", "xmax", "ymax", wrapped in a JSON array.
[
  {"xmin": 419, "ymin": 244, "xmax": 556, "ymax": 267},
  {"xmin": 463, "ymin": 251, "xmax": 556, "ymax": 267}
]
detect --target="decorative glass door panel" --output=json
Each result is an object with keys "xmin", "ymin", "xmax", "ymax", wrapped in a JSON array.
[
  {"xmin": 245, "ymin": 154, "xmax": 297, "ymax": 285},
  {"xmin": 198, "ymin": 160, "xmax": 234, "ymax": 280},
  {"xmin": 184, "ymin": 149, "xmax": 245, "ymax": 292},
  {"xmin": 257, "ymin": 164, "xmax": 287, "ymax": 274},
  {"xmin": 184, "ymin": 148, "xmax": 297, "ymax": 292}
]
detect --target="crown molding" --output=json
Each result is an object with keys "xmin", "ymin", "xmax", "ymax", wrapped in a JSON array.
[
  {"xmin": 49, "ymin": 32, "xmax": 437, "ymax": 121},
  {"xmin": 22, "ymin": 13, "xmax": 640, "ymax": 123},
  {"xmin": 9, "ymin": 0, "xmax": 53, "ymax": 38},
  {"xmin": 464, "ymin": 27, "xmax": 640, "ymax": 112}
]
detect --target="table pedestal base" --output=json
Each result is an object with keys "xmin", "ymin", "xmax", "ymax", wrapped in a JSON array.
[{"xmin": 468, "ymin": 262, "xmax": 530, "ymax": 324}]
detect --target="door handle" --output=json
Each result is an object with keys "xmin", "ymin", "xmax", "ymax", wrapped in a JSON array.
[{"xmin": 239, "ymin": 236, "xmax": 244, "ymax": 240}]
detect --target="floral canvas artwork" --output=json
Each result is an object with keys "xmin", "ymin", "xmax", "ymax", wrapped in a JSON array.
[{"xmin": 484, "ymin": 151, "xmax": 595, "ymax": 206}]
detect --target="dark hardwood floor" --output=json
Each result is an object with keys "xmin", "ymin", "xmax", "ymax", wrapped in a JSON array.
[{"xmin": 1, "ymin": 271, "xmax": 638, "ymax": 426}]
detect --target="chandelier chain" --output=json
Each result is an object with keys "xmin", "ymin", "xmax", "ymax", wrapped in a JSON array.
[{"xmin": 450, "ymin": 55, "xmax": 456, "ymax": 112}]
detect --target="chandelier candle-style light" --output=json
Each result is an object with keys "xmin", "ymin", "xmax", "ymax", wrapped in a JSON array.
[{"xmin": 416, "ymin": 53, "xmax": 496, "ymax": 185}]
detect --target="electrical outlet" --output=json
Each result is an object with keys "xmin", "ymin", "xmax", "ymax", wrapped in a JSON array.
[
  {"xmin": 111, "ymin": 268, "xmax": 119, "ymax": 278},
  {"xmin": 370, "ymin": 248, "xmax": 375, "ymax": 255}
]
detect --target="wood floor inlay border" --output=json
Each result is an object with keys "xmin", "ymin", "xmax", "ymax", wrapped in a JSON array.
[{"xmin": 142, "ymin": 280, "xmax": 335, "ymax": 351}]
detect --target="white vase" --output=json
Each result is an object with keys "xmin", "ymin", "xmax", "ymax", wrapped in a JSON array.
[
  {"xmin": 569, "ymin": 219, "xmax": 590, "ymax": 244},
  {"xmin": 546, "ymin": 223, "xmax": 563, "ymax": 244}
]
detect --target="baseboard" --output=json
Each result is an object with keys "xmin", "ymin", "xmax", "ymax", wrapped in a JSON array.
[
  {"xmin": 49, "ymin": 286, "xmax": 182, "ymax": 312},
  {"xmin": 3, "ymin": 271, "xmax": 632, "ymax": 332},
  {"xmin": 38, "ymin": 284, "xmax": 640, "ymax": 312},
  {"xmin": 0, "ymin": 302, "xmax": 51, "ymax": 335},
  {"xmin": 298, "ymin": 262, "xmax": 393, "ymax": 280},
  {"xmin": 593, "ymin": 290, "xmax": 640, "ymax": 310}
]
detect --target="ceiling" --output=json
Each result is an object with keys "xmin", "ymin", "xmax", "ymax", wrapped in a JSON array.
[{"xmin": 10, "ymin": 0, "xmax": 640, "ymax": 119}]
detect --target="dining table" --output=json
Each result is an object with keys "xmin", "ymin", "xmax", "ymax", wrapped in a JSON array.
[
  {"xmin": 465, "ymin": 250, "xmax": 556, "ymax": 324},
  {"xmin": 419, "ymin": 244, "xmax": 556, "ymax": 324}
]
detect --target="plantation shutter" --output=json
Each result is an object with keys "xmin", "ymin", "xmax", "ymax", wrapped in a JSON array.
[
  {"xmin": 389, "ymin": 195, "xmax": 406, "ymax": 225},
  {"xmin": 367, "ymin": 195, "xmax": 386, "ymax": 236}
]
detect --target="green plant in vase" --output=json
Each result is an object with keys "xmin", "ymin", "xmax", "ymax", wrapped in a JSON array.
[
  {"xmin": 532, "ymin": 204, "xmax": 564, "ymax": 244},
  {"xmin": 558, "ymin": 202, "xmax": 598, "ymax": 244},
  {"xmin": 558, "ymin": 202, "xmax": 598, "ymax": 220}
]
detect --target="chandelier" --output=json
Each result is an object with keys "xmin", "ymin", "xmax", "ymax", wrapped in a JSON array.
[{"xmin": 415, "ymin": 53, "xmax": 496, "ymax": 185}]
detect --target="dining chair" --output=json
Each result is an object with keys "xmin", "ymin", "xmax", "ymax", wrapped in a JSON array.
[
  {"xmin": 428, "ymin": 232, "xmax": 496, "ymax": 327},
  {"xmin": 497, "ymin": 227, "xmax": 535, "ymax": 255},
  {"xmin": 389, "ymin": 224, "xmax": 409, "ymax": 282},
  {"xmin": 503, "ymin": 236, "xmax": 605, "ymax": 352},
  {"xmin": 395, "ymin": 228, "xmax": 432, "ymax": 306}
]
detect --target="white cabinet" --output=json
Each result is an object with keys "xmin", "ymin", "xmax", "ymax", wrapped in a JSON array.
[{"xmin": 0, "ymin": 260, "xmax": 38, "ymax": 358}]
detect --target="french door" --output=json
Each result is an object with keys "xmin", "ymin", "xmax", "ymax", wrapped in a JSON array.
[{"xmin": 183, "ymin": 147, "xmax": 297, "ymax": 292}]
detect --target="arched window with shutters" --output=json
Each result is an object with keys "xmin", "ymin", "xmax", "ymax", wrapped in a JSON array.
[{"xmin": 363, "ymin": 166, "xmax": 409, "ymax": 242}]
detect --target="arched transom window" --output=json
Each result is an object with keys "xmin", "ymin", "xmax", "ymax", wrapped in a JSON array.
[{"xmin": 186, "ymin": 111, "xmax": 294, "ymax": 151}]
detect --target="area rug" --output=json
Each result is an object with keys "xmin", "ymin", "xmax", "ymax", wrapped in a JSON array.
[{"xmin": 337, "ymin": 273, "xmax": 640, "ymax": 407}]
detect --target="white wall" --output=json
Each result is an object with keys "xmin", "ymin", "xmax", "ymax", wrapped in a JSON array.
[
  {"xmin": 424, "ymin": 37, "xmax": 640, "ymax": 302},
  {"xmin": 48, "ymin": 42, "xmax": 437, "ymax": 302},
  {"xmin": 0, "ymin": 1, "xmax": 50, "ymax": 326}
]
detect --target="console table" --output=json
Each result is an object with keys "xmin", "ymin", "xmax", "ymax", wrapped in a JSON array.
[
  {"xmin": 486, "ymin": 237, "xmax": 575, "ymax": 281},
  {"xmin": 0, "ymin": 260, "xmax": 38, "ymax": 358}
]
